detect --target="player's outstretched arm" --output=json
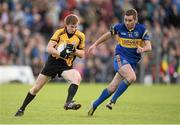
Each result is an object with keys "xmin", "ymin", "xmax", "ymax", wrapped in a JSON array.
[
  {"xmin": 88, "ymin": 31, "xmax": 112, "ymax": 55},
  {"xmin": 94, "ymin": 31, "xmax": 112, "ymax": 47},
  {"xmin": 137, "ymin": 40, "xmax": 152, "ymax": 53}
]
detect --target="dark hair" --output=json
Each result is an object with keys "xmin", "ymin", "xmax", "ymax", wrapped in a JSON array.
[
  {"xmin": 125, "ymin": 9, "xmax": 138, "ymax": 20},
  {"xmin": 64, "ymin": 14, "xmax": 79, "ymax": 25}
]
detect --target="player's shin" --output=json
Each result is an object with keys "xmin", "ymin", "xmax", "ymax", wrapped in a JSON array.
[
  {"xmin": 93, "ymin": 88, "xmax": 112, "ymax": 108},
  {"xmin": 64, "ymin": 84, "xmax": 81, "ymax": 110},
  {"xmin": 15, "ymin": 92, "xmax": 36, "ymax": 116},
  {"xmin": 110, "ymin": 79, "xmax": 130, "ymax": 104},
  {"xmin": 66, "ymin": 84, "xmax": 78, "ymax": 103},
  {"xmin": 19, "ymin": 92, "xmax": 36, "ymax": 111},
  {"xmin": 106, "ymin": 79, "xmax": 130, "ymax": 110}
]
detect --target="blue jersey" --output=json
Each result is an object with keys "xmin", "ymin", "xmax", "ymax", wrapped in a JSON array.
[{"xmin": 111, "ymin": 23, "xmax": 150, "ymax": 63}]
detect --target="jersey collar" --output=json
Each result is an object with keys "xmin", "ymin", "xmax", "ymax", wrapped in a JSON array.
[{"xmin": 65, "ymin": 27, "xmax": 76, "ymax": 38}]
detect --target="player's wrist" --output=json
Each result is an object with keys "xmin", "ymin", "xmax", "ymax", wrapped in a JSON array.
[
  {"xmin": 94, "ymin": 43, "xmax": 98, "ymax": 47},
  {"xmin": 141, "ymin": 48, "xmax": 144, "ymax": 53}
]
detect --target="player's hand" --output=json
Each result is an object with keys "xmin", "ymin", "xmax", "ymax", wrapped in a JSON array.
[
  {"xmin": 60, "ymin": 48, "xmax": 70, "ymax": 59},
  {"xmin": 88, "ymin": 44, "xmax": 96, "ymax": 55},
  {"xmin": 59, "ymin": 44, "xmax": 75, "ymax": 59},
  {"xmin": 66, "ymin": 44, "xmax": 76, "ymax": 54},
  {"xmin": 136, "ymin": 46, "xmax": 144, "ymax": 53}
]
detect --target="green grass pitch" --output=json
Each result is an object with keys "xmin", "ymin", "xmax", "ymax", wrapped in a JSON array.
[{"xmin": 0, "ymin": 83, "xmax": 180, "ymax": 124}]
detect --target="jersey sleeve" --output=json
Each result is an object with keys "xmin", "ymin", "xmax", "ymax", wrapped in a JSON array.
[
  {"xmin": 77, "ymin": 33, "xmax": 85, "ymax": 50},
  {"xmin": 110, "ymin": 24, "xmax": 118, "ymax": 36},
  {"xmin": 142, "ymin": 29, "xmax": 150, "ymax": 41},
  {"xmin": 49, "ymin": 29, "xmax": 65, "ymax": 43},
  {"xmin": 141, "ymin": 25, "xmax": 150, "ymax": 41}
]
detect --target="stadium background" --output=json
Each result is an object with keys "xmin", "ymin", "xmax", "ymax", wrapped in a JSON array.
[{"xmin": 0, "ymin": 0, "xmax": 180, "ymax": 84}]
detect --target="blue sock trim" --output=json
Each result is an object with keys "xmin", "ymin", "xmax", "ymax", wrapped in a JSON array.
[
  {"xmin": 93, "ymin": 88, "xmax": 111, "ymax": 108},
  {"xmin": 111, "ymin": 80, "xmax": 129, "ymax": 103},
  {"xmin": 123, "ymin": 79, "xmax": 130, "ymax": 85}
]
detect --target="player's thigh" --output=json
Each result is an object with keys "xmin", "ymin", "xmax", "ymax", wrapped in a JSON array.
[
  {"xmin": 107, "ymin": 73, "xmax": 123, "ymax": 93},
  {"xmin": 61, "ymin": 69, "xmax": 82, "ymax": 85},
  {"xmin": 119, "ymin": 64, "xmax": 136, "ymax": 83},
  {"xmin": 30, "ymin": 74, "xmax": 50, "ymax": 94}
]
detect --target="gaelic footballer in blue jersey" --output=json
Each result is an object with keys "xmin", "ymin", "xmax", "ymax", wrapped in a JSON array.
[{"xmin": 88, "ymin": 8, "xmax": 152, "ymax": 116}]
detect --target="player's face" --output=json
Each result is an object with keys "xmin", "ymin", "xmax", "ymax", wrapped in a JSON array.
[
  {"xmin": 66, "ymin": 24, "xmax": 78, "ymax": 34},
  {"xmin": 124, "ymin": 15, "xmax": 136, "ymax": 30}
]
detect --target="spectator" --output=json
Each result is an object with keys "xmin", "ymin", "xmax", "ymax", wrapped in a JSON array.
[{"xmin": 0, "ymin": 0, "xmax": 179, "ymax": 83}]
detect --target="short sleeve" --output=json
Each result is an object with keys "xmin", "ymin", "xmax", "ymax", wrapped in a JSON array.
[
  {"xmin": 50, "ymin": 29, "xmax": 65, "ymax": 43},
  {"xmin": 77, "ymin": 33, "xmax": 85, "ymax": 50},
  {"xmin": 142, "ymin": 29, "xmax": 150, "ymax": 41},
  {"xmin": 110, "ymin": 24, "xmax": 118, "ymax": 36}
]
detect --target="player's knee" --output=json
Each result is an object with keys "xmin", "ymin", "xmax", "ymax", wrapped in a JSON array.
[
  {"xmin": 78, "ymin": 75, "xmax": 82, "ymax": 83},
  {"xmin": 76, "ymin": 75, "xmax": 82, "ymax": 85},
  {"xmin": 108, "ymin": 84, "xmax": 116, "ymax": 93},
  {"xmin": 76, "ymin": 70, "xmax": 82, "ymax": 83},
  {"xmin": 30, "ymin": 86, "xmax": 40, "ymax": 94},
  {"xmin": 128, "ymin": 75, "xmax": 136, "ymax": 83},
  {"xmin": 72, "ymin": 72, "xmax": 82, "ymax": 85}
]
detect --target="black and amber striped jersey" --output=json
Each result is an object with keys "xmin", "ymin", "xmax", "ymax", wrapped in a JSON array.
[{"xmin": 49, "ymin": 28, "xmax": 85, "ymax": 66}]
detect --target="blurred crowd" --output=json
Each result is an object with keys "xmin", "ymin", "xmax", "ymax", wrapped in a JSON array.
[{"xmin": 0, "ymin": 0, "xmax": 179, "ymax": 83}]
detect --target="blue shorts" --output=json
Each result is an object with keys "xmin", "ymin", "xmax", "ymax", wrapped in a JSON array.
[{"xmin": 113, "ymin": 55, "xmax": 137, "ymax": 73}]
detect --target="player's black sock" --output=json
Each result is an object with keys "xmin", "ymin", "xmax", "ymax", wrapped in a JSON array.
[
  {"xmin": 66, "ymin": 84, "xmax": 78, "ymax": 103},
  {"xmin": 20, "ymin": 92, "xmax": 36, "ymax": 111}
]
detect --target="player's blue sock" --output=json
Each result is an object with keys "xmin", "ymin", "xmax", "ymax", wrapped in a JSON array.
[
  {"xmin": 111, "ymin": 79, "xmax": 129, "ymax": 103},
  {"xmin": 93, "ymin": 88, "xmax": 111, "ymax": 108}
]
